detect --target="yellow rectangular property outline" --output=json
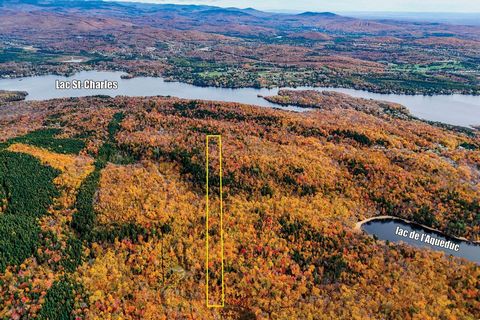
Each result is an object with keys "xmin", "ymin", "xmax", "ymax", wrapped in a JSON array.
[{"xmin": 205, "ymin": 135, "xmax": 225, "ymax": 308}]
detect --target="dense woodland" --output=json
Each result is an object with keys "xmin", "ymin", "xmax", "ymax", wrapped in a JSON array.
[{"xmin": 0, "ymin": 93, "xmax": 479, "ymax": 319}]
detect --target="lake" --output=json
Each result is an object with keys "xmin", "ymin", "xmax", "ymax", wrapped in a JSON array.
[
  {"xmin": 0, "ymin": 70, "xmax": 479, "ymax": 128},
  {"xmin": 361, "ymin": 218, "xmax": 480, "ymax": 264}
]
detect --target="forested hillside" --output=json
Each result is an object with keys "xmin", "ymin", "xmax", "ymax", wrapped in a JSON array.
[{"xmin": 0, "ymin": 95, "xmax": 479, "ymax": 319}]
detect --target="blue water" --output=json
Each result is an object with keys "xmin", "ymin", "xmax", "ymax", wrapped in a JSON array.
[
  {"xmin": 362, "ymin": 218, "xmax": 480, "ymax": 264},
  {"xmin": 1, "ymin": 71, "xmax": 479, "ymax": 128}
]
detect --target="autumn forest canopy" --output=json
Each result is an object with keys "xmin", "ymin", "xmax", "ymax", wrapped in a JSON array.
[{"xmin": 0, "ymin": 91, "xmax": 478, "ymax": 318}]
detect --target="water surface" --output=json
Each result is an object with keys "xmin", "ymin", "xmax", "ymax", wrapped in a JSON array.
[
  {"xmin": 1, "ymin": 71, "xmax": 479, "ymax": 127},
  {"xmin": 362, "ymin": 218, "xmax": 480, "ymax": 264}
]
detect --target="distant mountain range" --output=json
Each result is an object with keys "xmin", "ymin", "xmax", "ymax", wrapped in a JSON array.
[
  {"xmin": 2, "ymin": 0, "xmax": 479, "ymax": 42},
  {"xmin": 0, "ymin": 0, "xmax": 336, "ymax": 18},
  {"xmin": 1, "ymin": 0, "xmax": 478, "ymax": 27},
  {"xmin": 2, "ymin": 0, "xmax": 477, "ymax": 31}
]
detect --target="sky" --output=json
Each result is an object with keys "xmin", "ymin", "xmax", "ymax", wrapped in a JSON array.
[{"xmin": 113, "ymin": 0, "xmax": 480, "ymax": 13}]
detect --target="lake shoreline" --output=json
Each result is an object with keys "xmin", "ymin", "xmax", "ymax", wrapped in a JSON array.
[
  {"xmin": 355, "ymin": 215, "xmax": 480, "ymax": 245},
  {"xmin": 1, "ymin": 70, "xmax": 479, "ymax": 128},
  {"xmin": 1, "ymin": 67, "xmax": 479, "ymax": 97}
]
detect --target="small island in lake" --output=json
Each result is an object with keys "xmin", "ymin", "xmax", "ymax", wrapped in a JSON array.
[{"xmin": 0, "ymin": 90, "xmax": 28, "ymax": 103}]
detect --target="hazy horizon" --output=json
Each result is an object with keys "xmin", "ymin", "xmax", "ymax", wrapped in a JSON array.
[{"xmin": 111, "ymin": 0, "xmax": 480, "ymax": 13}]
